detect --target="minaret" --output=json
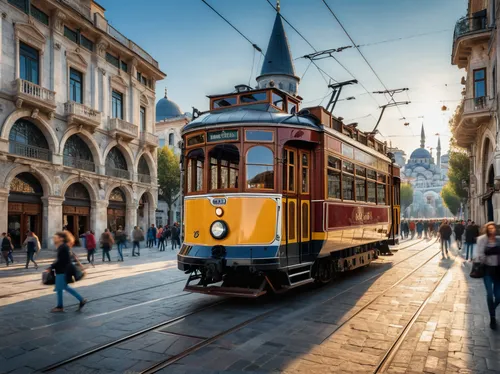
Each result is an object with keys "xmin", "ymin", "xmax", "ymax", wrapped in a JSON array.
[
  {"xmin": 256, "ymin": 0, "xmax": 300, "ymax": 95},
  {"xmin": 420, "ymin": 124, "xmax": 426, "ymax": 148},
  {"xmin": 437, "ymin": 136, "xmax": 441, "ymax": 168}
]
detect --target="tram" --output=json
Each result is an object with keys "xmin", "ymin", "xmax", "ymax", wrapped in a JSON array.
[{"xmin": 177, "ymin": 85, "xmax": 401, "ymax": 297}]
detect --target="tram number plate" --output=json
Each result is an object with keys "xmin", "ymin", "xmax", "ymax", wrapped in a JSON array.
[{"xmin": 212, "ymin": 198, "xmax": 227, "ymax": 206}]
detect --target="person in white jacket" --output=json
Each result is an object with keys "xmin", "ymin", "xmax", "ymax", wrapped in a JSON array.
[{"xmin": 475, "ymin": 222, "xmax": 500, "ymax": 329}]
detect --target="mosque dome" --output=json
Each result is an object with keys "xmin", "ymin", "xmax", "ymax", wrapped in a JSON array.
[
  {"xmin": 410, "ymin": 148, "xmax": 431, "ymax": 159},
  {"xmin": 156, "ymin": 89, "xmax": 183, "ymax": 121}
]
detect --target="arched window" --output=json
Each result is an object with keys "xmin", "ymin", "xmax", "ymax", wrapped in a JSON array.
[
  {"xmin": 169, "ymin": 133, "xmax": 174, "ymax": 146},
  {"xmin": 106, "ymin": 147, "xmax": 129, "ymax": 179},
  {"xmin": 63, "ymin": 135, "xmax": 95, "ymax": 172},
  {"xmin": 246, "ymin": 146, "xmax": 274, "ymax": 189},
  {"xmin": 10, "ymin": 173, "xmax": 43, "ymax": 195},
  {"xmin": 138, "ymin": 155, "xmax": 151, "ymax": 183},
  {"xmin": 186, "ymin": 148, "xmax": 204, "ymax": 193},
  {"xmin": 110, "ymin": 187, "xmax": 126, "ymax": 202},
  {"xmin": 209, "ymin": 145, "xmax": 239, "ymax": 191},
  {"xmin": 9, "ymin": 119, "xmax": 50, "ymax": 161},
  {"xmin": 64, "ymin": 183, "xmax": 91, "ymax": 207}
]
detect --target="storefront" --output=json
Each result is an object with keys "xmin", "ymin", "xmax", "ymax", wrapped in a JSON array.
[
  {"xmin": 63, "ymin": 183, "xmax": 91, "ymax": 245},
  {"xmin": 107, "ymin": 187, "xmax": 126, "ymax": 232}
]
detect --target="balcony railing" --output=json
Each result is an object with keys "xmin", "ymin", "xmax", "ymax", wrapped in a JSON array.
[
  {"xmin": 107, "ymin": 25, "xmax": 159, "ymax": 68},
  {"xmin": 464, "ymin": 96, "xmax": 491, "ymax": 113},
  {"xmin": 453, "ymin": 16, "xmax": 488, "ymax": 41},
  {"xmin": 10, "ymin": 141, "xmax": 51, "ymax": 162},
  {"xmin": 64, "ymin": 101, "xmax": 102, "ymax": 127},
  {"xmin": 105, "ymin": 167, "xmax": 131, "ymax": 180},
  {"xmin": 109, "ymin": 118, "xmax": 138, "ymax": 140},
  {"xmin": 63, "ymin": 156, "xmax": 96, "ymax": 172},
  {"xmin": 15, "ymin": 78, "xmax": 56, "ymax": 104},
  {"xmin": 140, "ymin": 131, "xmax": 159, "ymax": 147},
  {"xmin": 137, "ymin": 174, "xmax": 152, "ymax": 184}
]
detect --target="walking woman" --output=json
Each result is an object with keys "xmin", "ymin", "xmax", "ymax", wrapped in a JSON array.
[
  {"xmin": 85, "ymin": 230, "xmax": 96, "ymax": 267},
  {"xmin": 475, "ymin": 222, "xmax": 500, "ymax": 329},
  {"xmin": 49, "ymin": 231, "xmax": 87, "ymax": 312},
  {"xmin": 100, "ymin": 229, "xmax": 114, "ymax": 262},
  {"xmin": 23, "ymin": 231, "xmax": 40, "ymax": 269}
]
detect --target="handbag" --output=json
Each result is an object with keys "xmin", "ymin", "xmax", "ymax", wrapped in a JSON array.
[
  {"xmin": 470, "ymin": 262, "xmax": 485, "ymax": 278},
  {"xmin": 65, "ymin": 262, "xmax": 86, "ymax": 283},
  {"xmin": 42, "ymin": 269, "xmax": 55, "ymax": 285}
]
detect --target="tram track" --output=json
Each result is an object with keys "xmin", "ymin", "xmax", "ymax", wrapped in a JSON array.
[{"xmin": 40, "ymin": 238, "xmax": 436, "ymax": 373}]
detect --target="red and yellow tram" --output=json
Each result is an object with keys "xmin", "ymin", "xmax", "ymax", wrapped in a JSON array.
[{"xmin": 178, "ymin": 86, "xmax": 400, "ymax": 297}]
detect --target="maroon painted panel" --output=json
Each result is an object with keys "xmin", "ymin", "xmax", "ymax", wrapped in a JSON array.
[
  {"xmin": 326, "ymin": 203, "xmax": 389, "ymax": 230},
  {"xmin": 327, "ymin": 136, "xmax": 341, "ymax": 153}
]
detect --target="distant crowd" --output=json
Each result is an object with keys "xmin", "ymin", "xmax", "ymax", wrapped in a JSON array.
[{"xmin": 401, "ymin": 219, "xmax": 480, "ymax": 260}]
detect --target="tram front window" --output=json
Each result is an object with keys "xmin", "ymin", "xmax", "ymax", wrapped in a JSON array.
[
  {"xmin": 246, "ymin": 146, "xmax": 274, "ymax": 189},
  {"xmin": 209, "ymin": 144, "xmax": 239, "ymax": 190},
  {"xmin": 186, "ymin": 148, "xmax": 204, "ymax": 193}
]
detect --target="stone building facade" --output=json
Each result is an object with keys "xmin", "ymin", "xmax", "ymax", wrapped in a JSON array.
[
  {"xmin": 0, "ymin": 0, "xmax": 165, "ymax": 248},
  {"xmin": 451, "ymin": 0, "xmax": 499, "ymax": 225},
  {"xmin": 154, "ymin": 89, "xmax": 190, "ymax": 227}
]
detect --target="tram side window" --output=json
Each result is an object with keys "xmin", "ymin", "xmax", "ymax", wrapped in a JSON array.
[
  {"xmin": 301, "ymin": 153, "xmax": 309, "ymax": 194},
  {"xmin": 246, "ymin": 146, "xmax": 274, "ymax": 189},
  {"xmin": 367, "ymin": 181, "xmax": 376, "ymax": 203},
  {"xmin": 377, "ymin": 184, "xmax": 386, "ymax": 205},
  {"xmin": 186, "ymin": 149, "xmax": 204, "ymax": 193},
  {"xmin": 343, "ymin": 174, "xmax": 354, "ymax": 200},
  {"xmin": 284, "ymin": 149, "xmax": 296, "ymax": 192},
  {"xmin": 356, "ymin": 178, "xmax": 366, "ymax": 202},
  {"xmin": 209, "ymin": 145, "xmax": 239, "ymax": 190},
  {"xmin": 394, "ymin": 183, "xmax": 401, "ymax": 205}
]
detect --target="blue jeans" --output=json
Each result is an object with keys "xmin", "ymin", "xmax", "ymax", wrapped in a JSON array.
[
  {"xmin": 441, "ymin": 238, "xmax": 450, "ymax": 256},
  {"xmin": 132, "ymin": 241, "xmax": 140, "ymax": 255},
  {"xmin": 55, "ymin": 273, "xmax": 83, "ymax": 308},
  {"xmin": 483, "ymin": 269, "xmax": 500, "ymax": 317},
  {"xmin": 466, "ymin": 243, "xmax": 474, "ymax": 260},
  {"xmin": 117, "ymin": 243, "xmax": 124, "ymax": 261}
]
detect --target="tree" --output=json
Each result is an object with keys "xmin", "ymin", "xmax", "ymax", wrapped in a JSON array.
[
  {"xmin": 157, "ymin": 147, "xmax": 180, "ymax": 224},
  {"xmin": 441, "ymin": 183, "xmax": 461, "ymax": 216},
  {"xmin": 447, "ymin": 150, "xmax": 469, "ymax": 200},
  {"xmin": 400, "ymin": 183, "xmax": 414, "ymax": 216}
]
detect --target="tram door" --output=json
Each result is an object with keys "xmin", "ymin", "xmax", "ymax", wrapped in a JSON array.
[{"xmin": 283, "ymin": 148, "xmax": 311, "ymax": 266}]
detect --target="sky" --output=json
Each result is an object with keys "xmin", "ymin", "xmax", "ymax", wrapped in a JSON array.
[{"xmin": 99, "ymin": 0, "xmax": 468, "ymax": 157}]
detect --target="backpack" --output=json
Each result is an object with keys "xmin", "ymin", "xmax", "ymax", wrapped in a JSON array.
[{"xmin": 1, "ymin": 237, "xmax": 11, "ymax": 251}]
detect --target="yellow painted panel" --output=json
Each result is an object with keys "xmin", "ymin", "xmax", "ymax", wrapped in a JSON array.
[{"xmin": 184, "ymin": 196, "xmax": 278, "ymax": 246}]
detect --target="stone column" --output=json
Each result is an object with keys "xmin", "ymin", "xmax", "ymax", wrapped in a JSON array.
[
  {"xmin": 126, "ymin": 203, "xmax": 138, "ymax": 238},
  {"xmin": 90, "ymin": 200, "xmax": 107, "ymax": 237},
  {"xmin": 149, "ymin": 203, "xmax": 156, "ymax": 229},
  {"xmin": 0, "ymin": 189, "xmax": 9, "ymax": 236},
  {"xmin": 137, "ymin": 202, "xmax": 148, "ymax": 230},
  {"xmin": 42, "ymin": 196, "xmax": 64, "ymax": 249}
]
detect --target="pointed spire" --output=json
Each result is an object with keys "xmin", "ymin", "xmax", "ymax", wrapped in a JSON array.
[
  {"xmin": 258, "ymin": 12, "xmax": 296, "ymax": 79},
  {"xmin": 277, "ymin": 0, "xmax": 280, "ymax": 13},
  {"xmin": 420, "ymin": 124, "xmax": 425, "ymax": 148},
  {"xmin": 164, "ymin": 87, "xmax": 168, "ymax": 98},
  {"xmin": 437, "ymin": 136, "xmax": 441, "ymax": 150}
]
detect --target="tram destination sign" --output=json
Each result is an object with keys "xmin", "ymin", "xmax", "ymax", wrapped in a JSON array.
[{"xmin": 207, "ymin": 130, "xmax": 238, "ymax": 143}]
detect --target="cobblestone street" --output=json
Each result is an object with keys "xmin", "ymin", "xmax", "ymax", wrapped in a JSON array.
[{"xmin": 1, "ymin": 239, "xmax": 498, "ymax": 373}]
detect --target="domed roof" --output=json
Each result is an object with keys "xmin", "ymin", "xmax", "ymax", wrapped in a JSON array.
[
  {"xmin": 156, "ymin": 89, "xmax": 183, "ymax": 121},
  {"xmin": 410, "ymin": 147, "xmax": 431, "ymax": 159}
]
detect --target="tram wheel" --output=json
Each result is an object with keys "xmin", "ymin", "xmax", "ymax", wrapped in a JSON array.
[{"xmin": 315, "ymin": 259, "xmax": 333, "ymax": 284}]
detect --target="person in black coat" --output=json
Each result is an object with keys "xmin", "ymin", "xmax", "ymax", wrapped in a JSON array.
[
  {"xmin": 49, "ymin": 231, "xmax": 87, "ymax": 313},
  {"xmin": 465, "ymin": 221, "xmax": 480, "ymax": 261},
  {"xmin": 454, "ymin": 220, "xmax": 465, "ymax": 250}
]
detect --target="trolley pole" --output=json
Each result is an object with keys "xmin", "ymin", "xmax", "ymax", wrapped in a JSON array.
[{"xmin": 178, "ymin": 140, "xmax": 185, "ymax": 242}]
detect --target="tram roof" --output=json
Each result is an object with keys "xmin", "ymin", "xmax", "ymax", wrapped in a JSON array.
[{"xmin": 182, "ymin": 104, "xmax": 320, "ymax": 133}]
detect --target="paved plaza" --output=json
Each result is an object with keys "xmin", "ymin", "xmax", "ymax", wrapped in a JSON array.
[{"xmin": 0, "ymin": 240, "xmax": 499, "ymax": 373}]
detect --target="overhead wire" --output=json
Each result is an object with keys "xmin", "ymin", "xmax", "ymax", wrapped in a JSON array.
[
  {"xmin": 358, "ymin": 29, "xmax": 452, "ymax": 48},
  {"xmin": 321, "ymin": 0, "xmax": 407, "ymax": 119},
  {"xmin": 201, "ymin": 0, "xmax": 264, "ymax": 55}
]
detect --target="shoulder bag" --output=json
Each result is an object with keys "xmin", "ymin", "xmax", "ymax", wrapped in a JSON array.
[{"xmin": 470, "ymin": 262, "xmax": 485, "ymax": 278}]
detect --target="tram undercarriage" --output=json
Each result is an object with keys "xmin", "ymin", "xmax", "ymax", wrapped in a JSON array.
[{"xmin": 181, "ymin": 243, "xmax": 381, "ymax": 298}]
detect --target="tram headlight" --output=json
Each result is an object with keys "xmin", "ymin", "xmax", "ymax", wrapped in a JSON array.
[
  {"xmin": 210, "ymin": 220, "xmax": 228, "ymax": 240},
  {"xmin": 215, "ymin": 207, "xmax": 224, "ymax": 217}
]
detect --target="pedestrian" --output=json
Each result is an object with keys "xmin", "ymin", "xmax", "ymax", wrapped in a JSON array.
[
  {"xmin": 401, "ymin": 220, "xmax": 408, "ymax": 239},
  {"xmin": 171, "ymin": 223, "xmax": 180, "ymax": 250},
  {"xmin": 132, "ymin": 226, "xmax": 143, "ymax": 256},
  {"xmin": 165, "ymin": 225, "xmax": 172, "ymax": 243},
  {"xmin": 100, "ymin": 229, "xmax": 114, "ymax": 262},
  {"xmin": 423, "ymin": 220, "xmax": 429, "ymax": 239},
  {"xmin": 1, "ymin": 232, "xmax": 12, "ymax": 266},
  {"xmin": 147, "ymin": 224, "xmax": 157, "ymax": 248},
  {"xmin": 465, "ymin": 220, "xmax": 480, "ymax": 261},
  {"xmin": 84, "ymin": 230, "xmax": 96, "ymax": 267},
  {"xmin": 23, "ymin": 231, "xmax": 40, "ymax": 269},
  {"xmin": 438, "ymin": 219, "xmax": 452, "ymax": 258},
  {"xmin": 7, "ymin": 233, "xmax": 14, "ymax": 264},
  {"xmin": 409, "ymin": 220, "xmax": 416, "ymax": 239},
  {"xmin": 157, "ymin": 226, "xmax": 165, "ymax": 251},
  {"xmin": 454, "ymin": 220, "xmax": 465, "ymax": 251},
  {"xmin": 416, "ymin": 220, "xmax": 423, "ymax": 239},
  {"xmin": 114, "ymin": 226, "xmax": 126, "ymax": 261},
  {"xmin": 475, "ymin": 222, "xmax": 500, "ymax": 329},
  {"xmin": 49, "ymin": 231, "xmax": 87, "ymax": 313},
  {"xmin": 433, "ymin": 220, "xmax": 440, "ymax": 236}
]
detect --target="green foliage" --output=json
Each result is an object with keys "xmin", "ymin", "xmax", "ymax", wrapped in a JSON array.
[
  {"xmin": 447, "ymin": 150, "xmax": 469, "ymax": 200},
  {"xmin": 400, "ymin": 183, "xmax": 414, "ymax": 211},
  {"xmin": 441, "ymin": 183, "xmax": 461, "ymax": 215},
  {"xmin": 157, "ymin": 147, "xmax": 180, "ymax": 217}
]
